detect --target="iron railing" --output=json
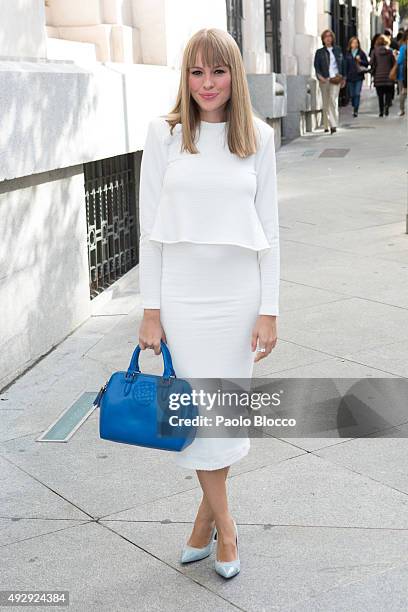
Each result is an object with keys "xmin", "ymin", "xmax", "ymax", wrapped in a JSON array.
[{"xmin": 84, "ymin": 153, "xmax": 139, "ymax": 299}]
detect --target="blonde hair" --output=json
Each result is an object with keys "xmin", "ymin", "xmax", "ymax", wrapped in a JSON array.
[
  {"xmin": 162, "ymin": 28, "xmax": 260, "ymax": 158},
  {"xmin": 375, "ymin": 34, "xmax": 389, "ymax": 47}
]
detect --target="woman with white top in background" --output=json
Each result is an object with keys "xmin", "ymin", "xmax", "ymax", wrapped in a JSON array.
[
  {"xmin": 138, "ymin": 28, "xmax": 280, "ymax": 579},
  {"xmin": 314, "ymin": 29, "xmax": 347, "ymax": 134}
]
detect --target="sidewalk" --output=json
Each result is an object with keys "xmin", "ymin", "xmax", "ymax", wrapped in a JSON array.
[{"xmin": 1, "ymin": 86, "xmax": 408, "ymax": 611}]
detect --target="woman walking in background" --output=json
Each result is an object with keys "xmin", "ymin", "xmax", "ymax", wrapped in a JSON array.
[
  {"xmin": 397, "ymin": 30, "xmax": 408, "ymax": 116},
  {"xmin": 138, "ymin": 28, "xmax": 280, "ymax": 579},
  {"xmin": 370, "ymin": 34, "xmax": 396, "ymax": 117},
  {"xmin": 314, "ymin": 29, "xmax": 347, "ymax": 134},
  {"xmin": 369, "ymin": 33, "xmax": 381, "ymax": 57},
  {"xmin": 345, "ymin": 36, "xmax": 369, "ymax": 117}
]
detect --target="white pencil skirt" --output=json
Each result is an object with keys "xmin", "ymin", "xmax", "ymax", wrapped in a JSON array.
[{"xmin": 159, "ymin": 241, "xmax": 261, "ymax": 471}]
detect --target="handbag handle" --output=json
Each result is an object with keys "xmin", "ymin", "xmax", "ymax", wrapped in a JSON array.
[{"xmin": 125, "ymin": 340, "xmax": 176, "ymax": 381}]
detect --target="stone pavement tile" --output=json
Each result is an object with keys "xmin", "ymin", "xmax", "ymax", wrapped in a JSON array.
[
  {"xmin": 226, "ymin": 452, "xmax": 408, "ymax": 528},
  {"xmin": 279, "ymin": 192, "xmax": 402, "ymax": 233},
  {"xmin": 68, "ymin": 313, "xmax": 126, "ymax": 337},
  {"xmin": 278, "ymin": 162, "xmax": 403, "ymax": 201},
  {"xmin": 253, "ymin": 340, "xmax": 399, "ymax": 378},
  {"xmin": 0, "ymin": 517, "xmax": 90, "ymax": 547},
  {"xmin": 106, "ymin": 453, "xmax": 408, "ymax": 529},
  {"xmin": 278, "ymin": 283, "xmax": 351, "ymax": 313},
  {"xmin": 259, "ymin": 354, "xmax": 396, "ymax": 378},
  {"xmin": 341, "ymin": 340, "xmax": 408, "ymax": 378},
  {"xmin": 281, "ymin": 221, "xmax": 408, "ymax": 262},
  {"xmin": 280, "ymin": 297, "xmax": 408, "ymax": 356},
  {"xmin": 0, "ymin": 420, "xmax": 200, "ymax": 519},
  {"xmin": 286, "ymin": 561, "xmax": 408, "ymax": 612},
  {"xmin": 100, "ymin": 521, "xmax": 408, "ymax": 612},
  {"xmin": 282, "ymin": 241, "xmax": 408, "ymax": 308},
  {"xmin": 253, "ymin": 337, "xmax": 342, "ymax": 377},
  {"xmin": 0, "ymin": 456, "xmax": 88, "ymax": 520},
  {"xmin": 0, "ymin": 522, "xmax": 235, "ymax": 612},
  {"xmin": 273, "ymin": 423, "xmax": 404, "ymax": 453},
  {"xmin": 0, "ymin": 415, "xmax": 304, "ymax": 520},
  {"xmin": 315, "ymin": 426, "xmax": 408, "ymax": 494}
]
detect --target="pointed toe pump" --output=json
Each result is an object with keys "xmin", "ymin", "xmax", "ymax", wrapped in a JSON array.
[
  {"xmin": 180, "ymin": 524, "xmax": 217, "ymax": 564},
  {"xmin": 214, "ymin": 519, "xmax": 240, "ymax": 579}
]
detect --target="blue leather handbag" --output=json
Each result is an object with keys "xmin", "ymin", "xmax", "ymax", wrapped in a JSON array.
[{"xmin": 95, "ymin": 340, "xmax": 197, "ymax": 452}]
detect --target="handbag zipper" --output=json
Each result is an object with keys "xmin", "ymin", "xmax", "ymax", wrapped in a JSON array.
[{"xmin": 93, "ymin": 382, "xmax": 108, "ymax": 407}]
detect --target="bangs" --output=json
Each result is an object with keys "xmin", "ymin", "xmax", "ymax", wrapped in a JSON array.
[{"xmin": 186, "ymin": 33, "xmax": 231, "ymax": 69}]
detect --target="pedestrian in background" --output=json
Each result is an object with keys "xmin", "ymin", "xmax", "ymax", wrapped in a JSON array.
[
  {"xmin": 345, "ymin": 36, "xmax": 369, "ymax": 117},
  {"xmin": 369, "ymin": 34, "xmax": 381, "ymax": 57},
  {"xmin": 314, "ymin": 29, "xmax": 347, "ymax": 134},
  {"xmin": 370, "ymin": 34, "xmax": 396, "ymax": 117},
  {"xmin": 384, "ymin": 29, "xmax": 398, "ymax": 104},
  {"xmin": 384, "ymin": 28, "xmax": 399, "ymax": 51},
  {"xmin": 397, "ymin": 29, "xmax": 408, "ymax": 116}
]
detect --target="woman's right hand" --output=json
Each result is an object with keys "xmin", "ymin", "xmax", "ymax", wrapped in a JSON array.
[{"xmin": 139, "ymin": 309, "xmax": 167, "ymax": 355}]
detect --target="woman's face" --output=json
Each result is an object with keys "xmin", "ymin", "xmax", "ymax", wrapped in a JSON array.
[
  {"xmin": 188, "ymin": 53, "xmax": 231, "ymax": 119},
  {"xmin": 351, "ymin": 39, "xmax": 358, "ymax": 50}
]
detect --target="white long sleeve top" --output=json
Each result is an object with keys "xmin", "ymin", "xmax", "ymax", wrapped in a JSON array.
[{"xmin": 138, "ymin": 115, "xmax": 280, "ymax": 315}]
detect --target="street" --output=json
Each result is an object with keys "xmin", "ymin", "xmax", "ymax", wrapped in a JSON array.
[{"xmin": 1, "ymin": 85, "xmax": 408, "ymax": 611}]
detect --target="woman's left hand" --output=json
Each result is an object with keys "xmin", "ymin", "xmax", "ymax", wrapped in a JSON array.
[{"xmin": 251, "ymin": 315, "xmax": 278, "ymax": 362}]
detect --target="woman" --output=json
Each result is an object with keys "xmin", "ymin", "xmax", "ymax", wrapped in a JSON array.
[
  {"xmin": 314, "ymin": 29, "xmax": 347, "ymax": 134},
  {"xmin": 370, "ymin": 34, "xmax": 396, "ymax": 116},
  {"xmin": 138, "ymin": 28, "xmax": 280, "ymax": 579},
  {"xmin": 369, "ymin": 33, "xmax": 381, "ymax": 57},
  {"xmin": 397, "ymin": 29, "xmax": 408, "ymax": 116},
  {"xmin": 345, "ymin": 36, "xmax": 369, "ymax": 117}
]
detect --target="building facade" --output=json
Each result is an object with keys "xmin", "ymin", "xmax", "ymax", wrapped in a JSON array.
[
  {"xmin": 0, "ymin": 0, "xmax": 387, "ymax": 389},
  {"xmin": 0, "ymin": 0, "xmax": 286, "ymax": 389}
]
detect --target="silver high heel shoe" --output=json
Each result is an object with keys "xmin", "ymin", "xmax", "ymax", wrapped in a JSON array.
[
  {"xmin": 214, "ymin": 518, "xmax": 240, "ymax": 578},
  {"xmin": 180, "ymin": 523, "xmax": 217, "ymax": 563}
]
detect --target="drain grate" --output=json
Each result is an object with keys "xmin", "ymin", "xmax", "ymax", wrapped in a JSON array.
[
  {"xmin": 342, "ymin": 124, "xmax": 376, "ymax": 129},
  {"xmin": 319, "ymin": 148, "xmax": 350, "ymax": 158},
  {"xmin": 37, "ymin": 392, "xmax": 97, "ymax": 442}
]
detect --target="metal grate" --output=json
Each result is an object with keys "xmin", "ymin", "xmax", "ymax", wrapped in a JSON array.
[
  {"xmin": 319, "ymin": 148, "xmax": 350, "ymax": 158},
  {"xmin": 36, "ymin": 392, "xmax": 97, "ymax": 442},
  {"xmin": 84, "ymin": 153, "xmax": 139, "ymax": 299}
]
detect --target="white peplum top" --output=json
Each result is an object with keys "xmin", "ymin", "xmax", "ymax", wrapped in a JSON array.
[{"xmin": 138, "ymin": 115, "xmax": 280, "ymax": 315}]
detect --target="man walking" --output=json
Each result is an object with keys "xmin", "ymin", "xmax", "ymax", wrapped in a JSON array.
[{"xmin": 314, "ymin": 29, "xmax": 347, "ymax": 134}]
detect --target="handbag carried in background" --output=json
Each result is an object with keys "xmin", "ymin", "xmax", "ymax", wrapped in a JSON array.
[
  {"xmin": 356, "ymin": 60, "xmax": 370, "ymax": 74},
  {"xmin": 329, "ymin": 74, "xmax": 344, "ymax": 85},
  {"xmin": 389, "ymin": 62, "xmax": 398, "ymax": 82},
  {"xmin": 95, "ymin": 340, "xmax": 197, "ymax": 452}
]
